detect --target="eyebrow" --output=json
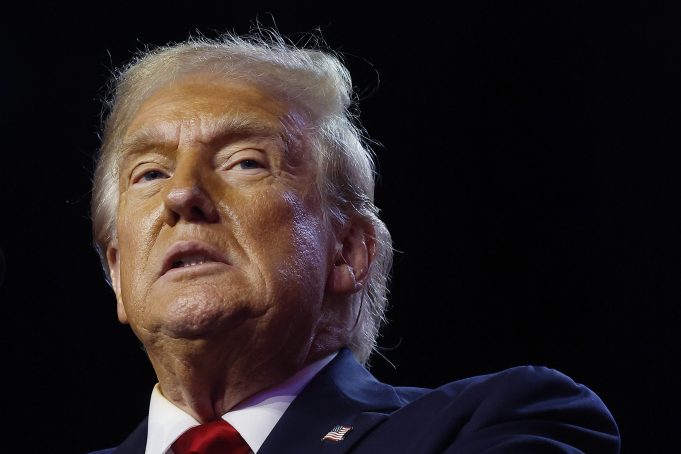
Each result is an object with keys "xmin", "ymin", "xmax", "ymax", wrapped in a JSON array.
[{"xmin": 119, "ymin": 113, "xmax": 287, "ymax": 159}]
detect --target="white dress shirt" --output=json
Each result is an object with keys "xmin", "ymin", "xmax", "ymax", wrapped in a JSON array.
[{"xmin": 145, "ymin": 352, "xmax": 337, "ymax": 454}]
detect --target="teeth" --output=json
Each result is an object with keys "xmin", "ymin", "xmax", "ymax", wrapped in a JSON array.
[
  {"xmin": 172, "ymin": 255, "xmax": 211, "ymax": 268},
  {"xmin": 184, "ymin": 259, "xmax": 205, "ymax": 267}
]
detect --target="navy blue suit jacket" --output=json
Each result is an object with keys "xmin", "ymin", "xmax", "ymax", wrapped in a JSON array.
[{"xmin": 91, "ymin": 349, "xmax": 620, "ymax": 453}]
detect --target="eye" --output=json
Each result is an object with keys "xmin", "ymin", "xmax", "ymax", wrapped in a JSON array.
[
  {"xmin": 130, "ymin": 166, "xmax": 170, "ymax": 186},
  {"xmin": 223, "ymin": 151, "xmax": 269, "ymax": 174},
  {"xmin": 215, "ymin": 148, "xmax": 270, "ymax": 177},
  {"xmin": 236, "ymin": 159, "xmax": 264, "ymax": 170},
  {"xmin": 140, "ymin": 170, "xmax": 168, "ymax": 181}
]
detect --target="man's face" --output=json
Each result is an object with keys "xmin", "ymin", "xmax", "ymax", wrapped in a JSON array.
[{"xmin": 108, "ymin": 74, "xmax": 335, "ymax": 362}]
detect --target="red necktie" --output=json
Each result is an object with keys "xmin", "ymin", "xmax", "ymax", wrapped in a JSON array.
[{"xmin": 172, "ymin": 419, "xmax": 251, "ymax": 454}]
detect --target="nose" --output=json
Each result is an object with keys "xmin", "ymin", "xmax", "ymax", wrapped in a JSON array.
[{"xmin": 163, "ymin": 165, "xmax": 220, "ymax": 226}]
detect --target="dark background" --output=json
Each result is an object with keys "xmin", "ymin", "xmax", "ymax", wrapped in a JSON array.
[{"xmin": 1, "ymin": 2, "xmax": 678, "ymax": 452}]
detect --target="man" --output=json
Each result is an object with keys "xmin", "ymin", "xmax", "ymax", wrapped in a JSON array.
[{"xmin": 89, "ymin": 31, "xmax": 619, "ymax": 453}]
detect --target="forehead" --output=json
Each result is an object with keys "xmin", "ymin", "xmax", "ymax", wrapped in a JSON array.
[{"xmin": 123, "ymin": 74, "xmax": 291, "ymax": 147}]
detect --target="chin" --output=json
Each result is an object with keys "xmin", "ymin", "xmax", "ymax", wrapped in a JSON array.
[{"xmin": 155, "ymin": 291, "xmax": 252, "ymax": 339}]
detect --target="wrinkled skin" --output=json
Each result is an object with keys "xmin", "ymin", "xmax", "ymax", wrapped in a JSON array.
[{"xmin": 106, "ymin": 74, "xmax": 371, "ymax": 421}]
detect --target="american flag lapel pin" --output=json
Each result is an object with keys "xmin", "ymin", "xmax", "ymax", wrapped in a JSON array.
[{"xmin": 322, "ymin": 425, "xmax": 353, "ymax": 442}]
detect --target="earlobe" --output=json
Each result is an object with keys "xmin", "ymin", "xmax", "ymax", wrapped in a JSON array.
[
  {"xmin": 327, "ymin": 222, "xmax": 375, "ymax": 295},
  {"xmin": 328, "ymin": 262, "xmax": 361, "ymax": 295},
  {"xmin": 106, "ymin": 242, "xmax": 129, "ymax": 324}
]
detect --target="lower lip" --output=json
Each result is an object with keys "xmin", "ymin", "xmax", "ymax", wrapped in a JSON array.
[{"xmin": 159, "ymin": 261, "xmax": 231, "ymax": 282}]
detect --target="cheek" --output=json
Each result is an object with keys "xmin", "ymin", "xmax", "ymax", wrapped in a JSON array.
[
  {"xmin": 284, "ymin": 192, "xmax": 328, "ymax": 271},
  {"xmin": 230, "ymin": 189, "xmax": 329, "ymax": 292},
  {"xmin": 117, "ymin": 198, "xmax": 164, "ymax": 297}
]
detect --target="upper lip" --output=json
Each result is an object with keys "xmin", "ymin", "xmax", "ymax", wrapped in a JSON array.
[{"xmin": 160, "ymin": 240, "xmax": 230, "ymax": 276}]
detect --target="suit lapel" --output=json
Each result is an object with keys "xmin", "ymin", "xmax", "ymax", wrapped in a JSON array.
[
  {"xmin": 112, "ymin": 418, "xmax": 148, "ymax": 454},
  {"xmin": 259, "ymin": 349, "xmax": 403, "ymax": 453}
]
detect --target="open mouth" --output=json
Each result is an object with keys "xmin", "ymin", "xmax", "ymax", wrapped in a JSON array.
[
  {"xmin": 161, "ymin": 241, "xmax": 229, "ymax": 276},
  {"xmin": 171, "ymin": 255, "xmax": 217, "ymax": 269}
]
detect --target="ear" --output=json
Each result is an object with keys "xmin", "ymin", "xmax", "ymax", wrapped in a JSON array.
[
  {"xmin": 327, "ymin": 220, "xmax": 376, "ymax": 295},
  {"xmin": 106, "ymin": 241, "xmax": 129, "ymax": 324}
]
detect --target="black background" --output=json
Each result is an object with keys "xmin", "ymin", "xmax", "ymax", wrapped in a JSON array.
[{"xmin": 1, "ymin": 2, "xmax": 679, "ymax": 452}]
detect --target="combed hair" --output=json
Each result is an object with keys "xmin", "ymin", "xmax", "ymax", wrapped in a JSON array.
[{"xmin": 91, "ymin": 30, "xmax": 393, "ymax": 365}]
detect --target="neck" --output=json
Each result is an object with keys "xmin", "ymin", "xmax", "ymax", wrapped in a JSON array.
[
  {"xmin": 144, "ymin": 332, "xmax": 339, "ymax": 422},
  {"xmin": 138, "ymin": 293, "xmax": 357, "ymax": 422}
]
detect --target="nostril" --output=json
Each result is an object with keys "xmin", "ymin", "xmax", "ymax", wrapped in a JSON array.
[{"xmin": 164, "ymin": 185, "xmax": 219, "ymax": 224}]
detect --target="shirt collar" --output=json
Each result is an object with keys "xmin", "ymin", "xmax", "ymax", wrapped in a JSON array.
[{"xmin": 145, "ymin": 352, "xmax": 337, "ymax": 454}]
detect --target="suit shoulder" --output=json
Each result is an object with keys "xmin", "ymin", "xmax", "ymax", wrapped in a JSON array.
[
  {"xmin": 391, "ymin": 384, "xmax": 431, "ymax": 405},
  {"xmin": 442, "ymin": 365, "xmax": 612, "ymax": 418},
  {"xmin": 446, "ymin": 364, "xmax": 588, "ymax": 395},
  {"xmin": 359, "ymin": 365, "xmax": 619, "ymax": 453},
  {"xmin": 443, "ymin": 364, "xmax": 576, "ymax": 390},
  {"xmin": 433, "ymin": 365, "xmax": 615, "ymax": 425},
  {"xmin": 439, "ymin": 365, "xmax": 620, "ymax": 452}
]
